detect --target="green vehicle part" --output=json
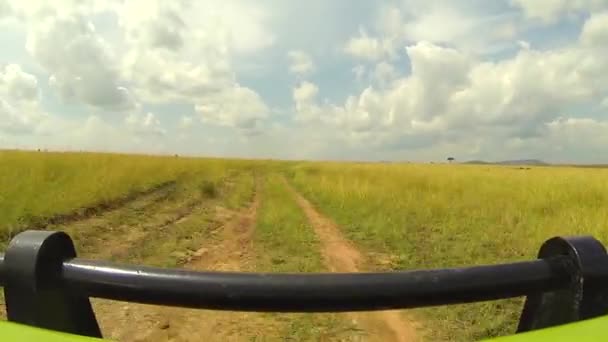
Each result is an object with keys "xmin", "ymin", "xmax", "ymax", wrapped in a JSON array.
[
  {"xmin": 2, "ymin": 316, "xmax": 608, "ymax": 342},
  {"xmin": 0, "ymin": 321, "xmax": 106, "ymax": 342},
  {"xmin": 484, "ymin": 315, "xmax": 608, "ymax": 341}
]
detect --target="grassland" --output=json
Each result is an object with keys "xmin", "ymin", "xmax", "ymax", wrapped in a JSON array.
[
  {"xmin": 289, "ymin": 162, "xmax": 608, "ymax": 340},
  {"xmin": 3, "ymin": 150, "xmax": 608, "ymax": 341},
  {"xmin": 0, "ymin": 150, "xmax": 253, "ymax": 243}
]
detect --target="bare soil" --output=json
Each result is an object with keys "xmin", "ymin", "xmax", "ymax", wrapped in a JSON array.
[{"xmin": 92, "ymin": 183, "xmax": 282, "ymax": 342}]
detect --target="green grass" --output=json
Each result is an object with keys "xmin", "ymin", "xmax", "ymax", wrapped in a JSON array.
[
  {"xmin": 253, "ymin": 173, "xmax": 363, "ymax": 340},
  {"xmin": 5, "ymin": 150, "xmax": 608, "ymax": 341},
  {"xmin": 289, "ymin": 162, "xmax": 608, "ymax": 341},
  {"xmin": 0, "ymin": 150, "xmax": 256, "ymax": 242}
]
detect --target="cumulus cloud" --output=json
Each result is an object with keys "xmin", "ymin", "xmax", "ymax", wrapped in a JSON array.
[
  {"xmin": 511, "ymin": 0, "xmax": 608, "ymax": 22},
  {"xmin": 287, "ymin": 50, "xmax": 315, "ymax": 76},
  {"xmin": 122, "ymin": 48, "xmax": 233, "ymax": 103},
  {"xmin": 304, "ymin": 11, "xmax": 608, "ymax": 158},
  {"xmin": 0, "ymin": 63, "xmax": 38, "ymax": 103},
  {"xmin": 0, "ymin": 0, "xmax": 12, "ymax": 18},
  {"xmin": 580, "ymin": 12, "xmax": 608, "ymax": 46},
  {"xmin": 0, "ymin": 64, "xmax": 45, "ymax": 135},
  {"xmin": 26, "ymin": 13, "xmax": 136, "ymax": 110},
  {"xmin": 344, "ymin": 29, "xmax": 396, "ymax": 61},
  {"xmin": 371, "ymin": 61, "xmax": 398, "ymax": 87},
  {"xmin": 116, "ymin": 0, "xmax": 272, "ymax": 133},
  {"xmin": 293, "ymin": 81, "xmax": 321, "ymax": 122},
  {"xmin": 125, "ymin": 112, "xmax": 166, "ymax": 136},
  {"xmin": 195, "ymin": 85, "xmax": 269, "ymax": 134},
  {"xmin": 346, "ymin": 3, "xmax": 523, "ymax": 59},
  {"xmin": 5, "ymin": 1, "xmax": 608, "ymax": 162}
]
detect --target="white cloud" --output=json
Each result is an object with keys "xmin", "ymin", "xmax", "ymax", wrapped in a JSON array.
[
  {"xmin": 580, "ymin": 12, "xmax": 608, "ymax": 46},
  {"xmin": 401, "ymin": 5, "xmax": 478, "ymax": 44},
  {"xmin": 122, "ymin": 48, "xmax": 233, "ymax": 103},
  {"xmin": 195, "ymin": 85, "xmax": 269, "ymax": 134},
  {"xmin": 0, "ymin": 63, "xmax": 38, "ymax": 103},
  {"xmin": 293, "ymin": 81, "xmax": 321, "ymax": 122},
  {"xmin": 287, "ymin": 50, "xmax": 315, "ymax": 76},
  {"xmin": 511, "ymin": 0, "xmax": 608, "ymax": 22},
  {"xmin": 125, "ymin": 112, "xmax": 165, "ymax": 136},
  {"xmin": 26, "ymin": 12, "xmax": 136, "ymax": 110},
  {"xmin": 5, "ymin": 1, "xmax": 608, "ymax": 162},
  {"xmin": 344, "ymin": 29, "xmax": 396, "ymax": 61},
  {"xmin": 0, "ymin": 99, "xmax": 35, "ymax": 134},
  {"xmin": 301, "ymin": 11, "xmax": 608, "ymax": 158},
  {"xmin": 0, "ymin": 0, "xmax": 12, "ymax": 18},
  {"xmin": 116, "ymin": 0, "xmax": 272, "ymax": 133},
  {"xmin": 293, "ymin": 81, "xmax": 318, "ymax": 104},
  {"xmin": 0, "ymin": 64, "xmax": 46, "ymax": 135},
  {"xmin": 5, "ymin": 0, "xmax": 273, "ymax": 137},
  {"xmin": 372, "ymin": 62, "xmax": 398, "ymax": 86},
  {"xmin": 346, "ymin": 3, "xmax": 522, "ymax": 59},
  {"xmin": 7, "ymin": 0, "xmax": 112, "ymax": 18}
]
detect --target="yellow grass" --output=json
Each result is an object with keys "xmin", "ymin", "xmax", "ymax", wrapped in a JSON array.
[
  {"xmin": 3, "ymin": 150, "xmax": 608, "ymax": 340},
  {"xmin": 289, "ymin": 162, "xmax": 608, "ymax": 340},
  {"xmin": 0, "ymin": 150, "xmax": 251, "ymax": 241}
]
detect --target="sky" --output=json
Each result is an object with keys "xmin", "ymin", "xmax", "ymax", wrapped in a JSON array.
[{"xmin": 1, "ymin": 0, "xmax": 608, "ymax": 163}]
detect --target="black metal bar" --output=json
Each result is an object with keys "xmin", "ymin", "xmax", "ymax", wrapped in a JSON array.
[
  {"xmin": 0, "ymin": 254, "xmax": 570, "ymax": 312},
  {"xmin": 2, "ymin": 231, "xmax": 102, "ymax": 338},
  {"xmin": 517, "ymin": 236, "xmax": 608, "ymax": 332},
  {"xmin": 2, "ymin": 231, "xmax": 608, "ymax": 336}
]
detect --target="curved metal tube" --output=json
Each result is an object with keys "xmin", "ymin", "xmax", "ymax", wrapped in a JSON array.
[
  {"xmin": 60, "ymin": 257, "xmax": 571, "ymax": 312},
  {"xmin": 0, "ymin": 254, "xmax": 572, "ymax": 312}
]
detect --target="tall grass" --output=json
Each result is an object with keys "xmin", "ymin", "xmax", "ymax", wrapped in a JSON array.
[
  {"xmin": 289, "ymin": 162, "xmax": 608, "ymax": 341},
  {"xmin": 0, "ymin": 150, "xmax": 254, "ymax": 240}
]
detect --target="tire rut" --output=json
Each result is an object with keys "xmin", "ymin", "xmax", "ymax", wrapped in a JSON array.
[
  {"xmin": 78, "ymin": 192, "xmax": 228, "ymax": 340},
  {"xmin": 21, "ymin": 181, "xmax": 176, "ymax": 232},
  {"xmin": 284, "ymin": 178, "xmax": 419, "ymax": 342},
  {"xmin": 0, "ymin": 180, "xmax": 186, "ymax": 320},
  {"xmin": 101, "ymin": 181, "xmax": 265, "ymax": 342},
  {"xmin": 56, "ymin": 186, "xmax": 189, "ymax": 260}
]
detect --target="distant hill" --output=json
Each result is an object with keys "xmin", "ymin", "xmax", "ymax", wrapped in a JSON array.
[
  {"xmin": 463, "ymin": 160, "xmax": 490, "ymax": 165},
  {"xmin": 464, "ymin": 159, "xmax": 549, "ymax": 166}
]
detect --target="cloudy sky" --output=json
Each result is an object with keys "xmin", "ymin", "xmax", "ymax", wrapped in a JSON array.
[{"xmin": 1, "ymin": 0, "xmax": 608, "ymax": 163}]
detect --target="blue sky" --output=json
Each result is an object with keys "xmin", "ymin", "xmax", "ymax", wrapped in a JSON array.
[{"xmin": 1, "ymin": 0, "xmax": 608, "ymax": 163}]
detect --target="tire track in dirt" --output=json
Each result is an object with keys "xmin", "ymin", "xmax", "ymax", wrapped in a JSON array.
[
  {"xmin": 0, "ymin": 180, "xmax": 192, "ymax": 320},
  {"xmin": 103, "ymin": 180, "xmax": 269, "ymax": 342},
  {"xmin": 82, "ymin": 197, "xmax": 225, "ymax": 340},
  {"xmin": 73, "ymin": 192, "xmax": 229, "ymax": 340},
  {"xmin": 19, "ymin": 181, "xmax": 177, "ymax": 233},
  {"xmin": 285, "ymin": 178, "xmax": 419, "ymax": 342},
  {"xmin": 56, "ymin": 185, "xmax": 189, "ymax": 260}
]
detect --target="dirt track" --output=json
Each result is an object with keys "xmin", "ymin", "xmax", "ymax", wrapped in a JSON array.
[
  {"xmin": 285, "ymin": 179, "xmax": 419, "ymax": 342},
  {"xmin": 121, "ymin": 185, "xmax": 267, "ymax": 342},
  {"xmin": 2, "ymin": 174, "xmax": 420, "ymax": 341}
]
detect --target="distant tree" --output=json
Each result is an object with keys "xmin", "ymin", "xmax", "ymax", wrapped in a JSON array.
[{"xmin": 447, "ymin": 157, "xmax": 455, "ymax": 163}]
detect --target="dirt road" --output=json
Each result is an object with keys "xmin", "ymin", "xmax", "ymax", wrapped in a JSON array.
[
  {"xmin": 286, "ymin": 179, "xmax": 419, "ymax": 342},
  {"xmin": 2, "ymin": 174, "xmax": 420, "ymax": 341}
]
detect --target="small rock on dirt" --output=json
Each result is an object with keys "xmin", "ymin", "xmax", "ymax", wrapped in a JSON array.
[{"xmin": 193, "ymin": 248, "xmax": 208, "ymax": 257}]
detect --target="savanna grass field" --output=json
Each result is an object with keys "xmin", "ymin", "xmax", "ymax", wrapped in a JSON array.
[{"xmin": 2, "ymin": 149, "xmax": 608, "ymax": 341}]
